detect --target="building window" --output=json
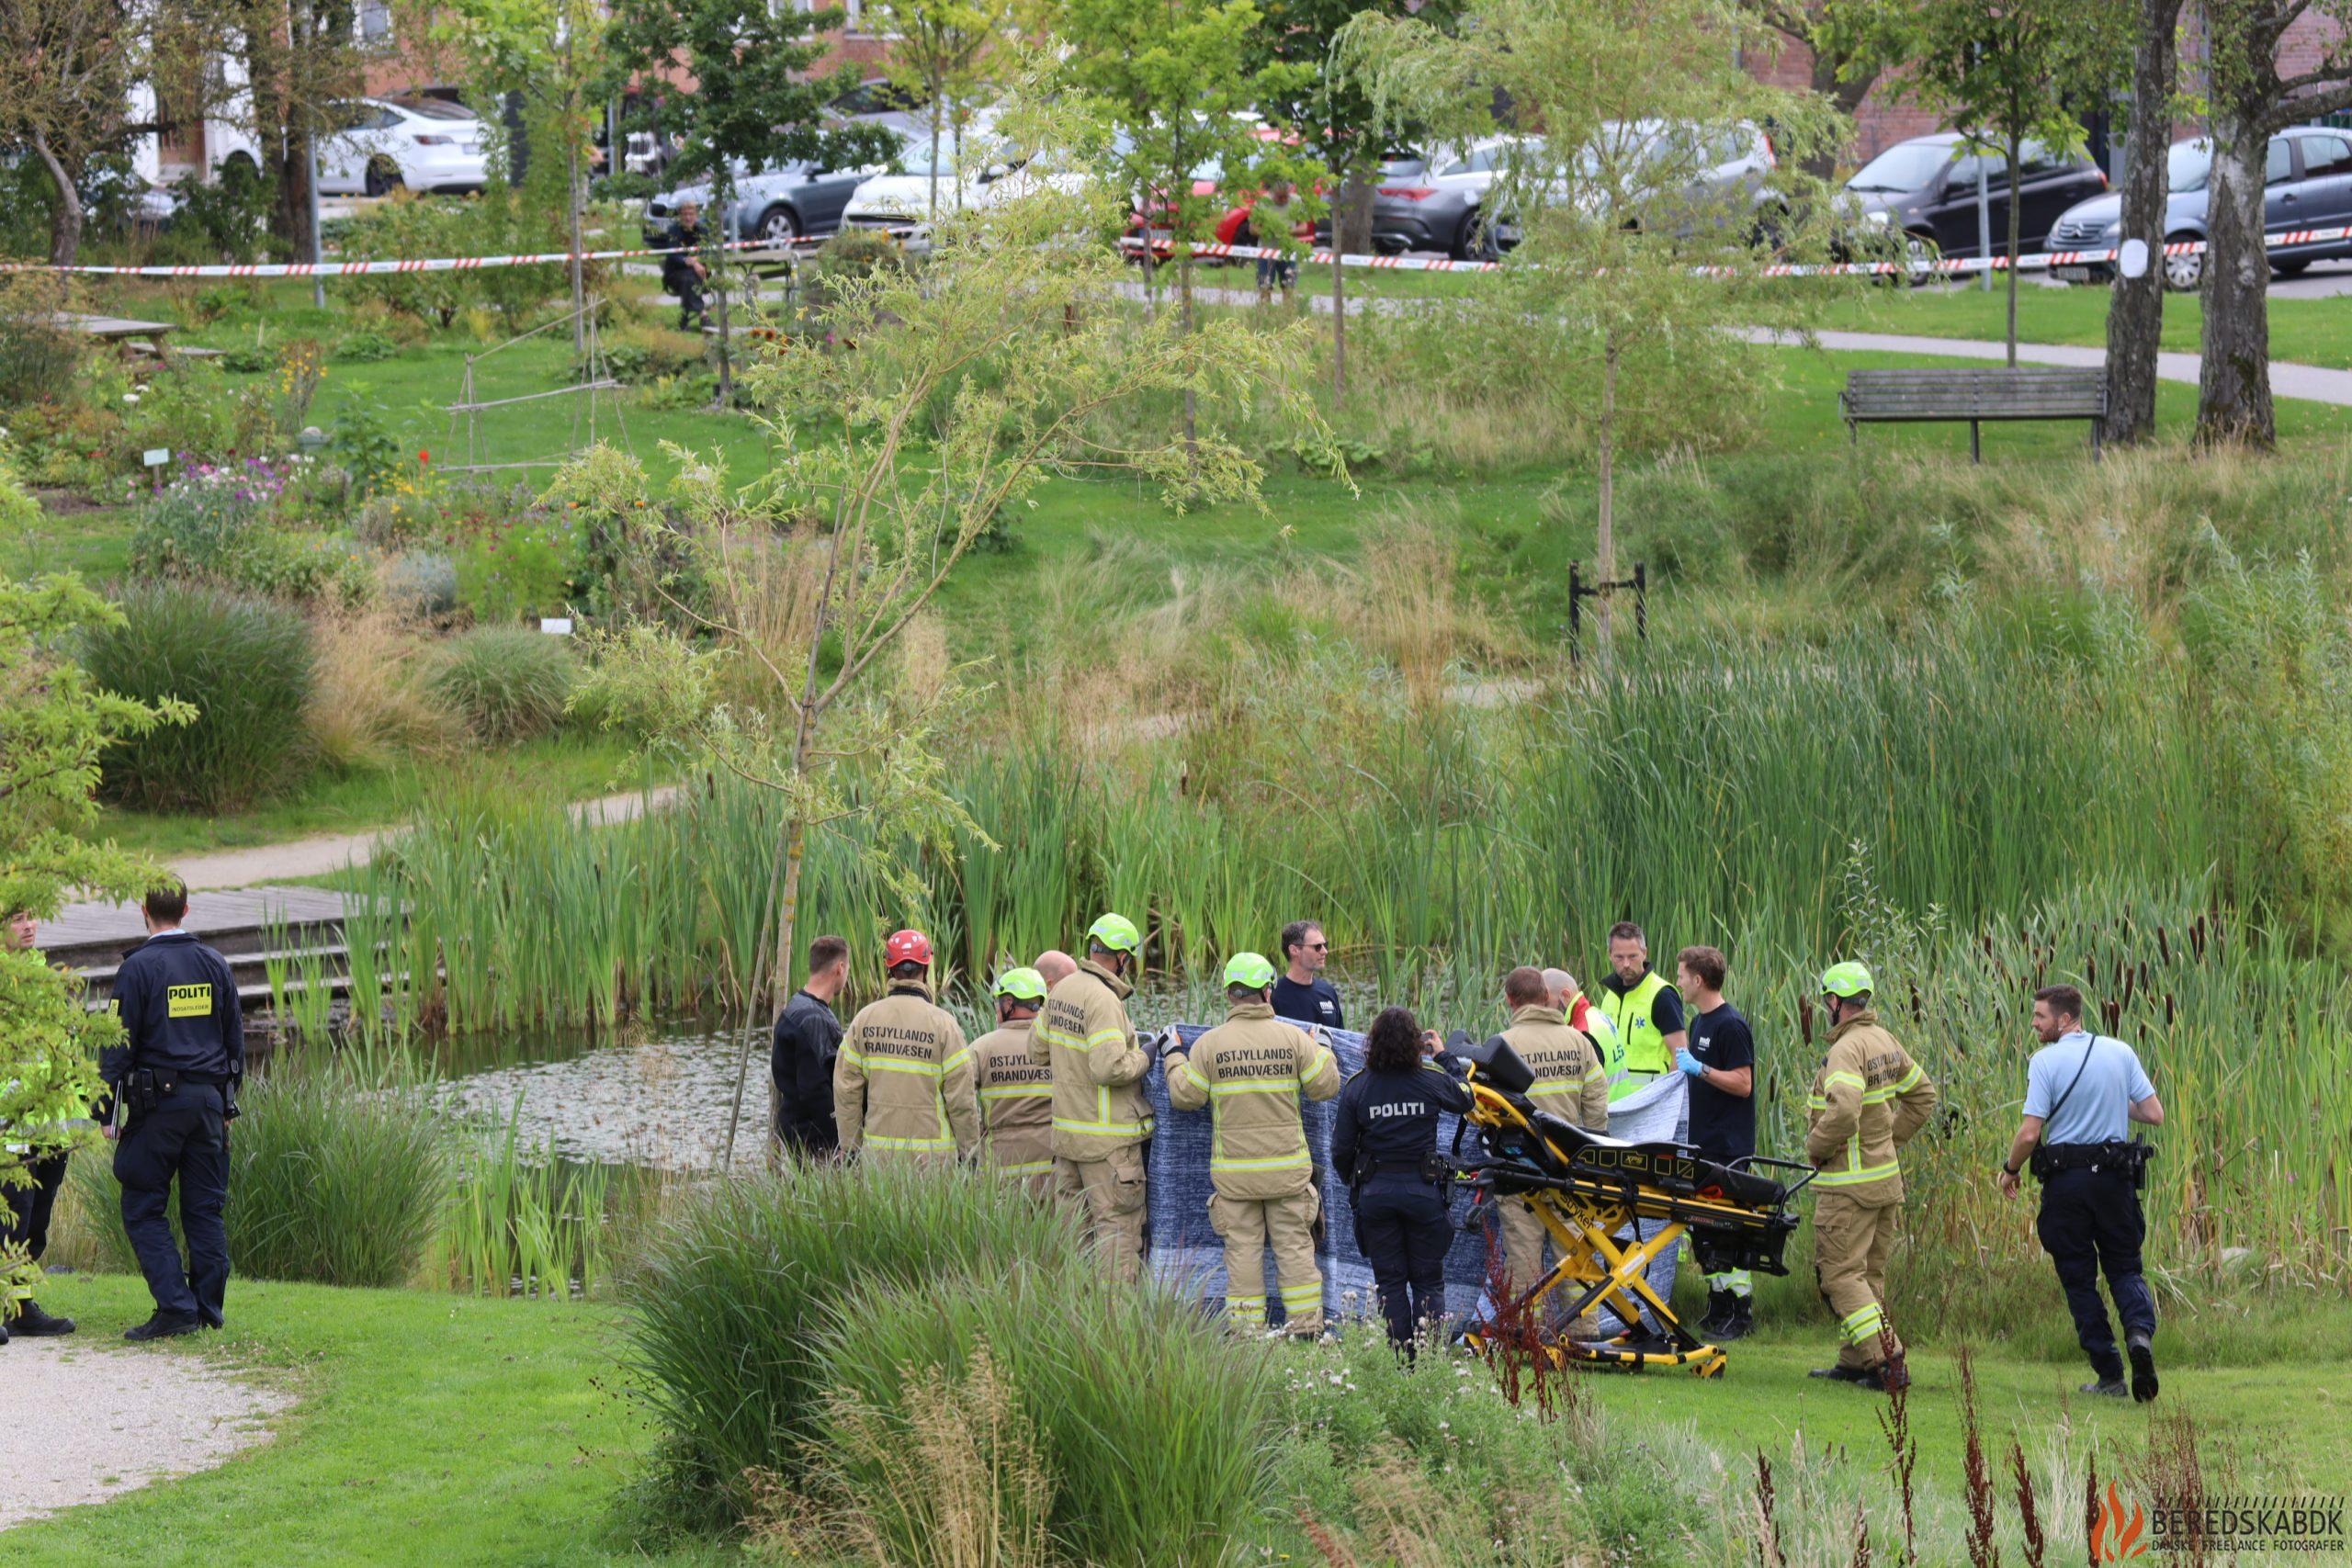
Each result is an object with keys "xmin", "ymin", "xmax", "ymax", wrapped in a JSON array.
[{"xmin": 359, "ymin": 0, "xmax": 393, "ymax": 40}]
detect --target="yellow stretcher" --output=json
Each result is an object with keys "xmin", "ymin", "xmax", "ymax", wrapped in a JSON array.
[{"xmin": 1445, "ymin": 1034, "xmax": 1817, "ymax": 1377}]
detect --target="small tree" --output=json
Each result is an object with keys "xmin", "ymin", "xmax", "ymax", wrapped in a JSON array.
[
  {"xmin": 2194, "ymin": 0, "xmax": 2352, "ymax": 448},
  {"xmin": 438, "ymin": 0, "xmax": 613, "ymax": 352},
  {"xmin": 576, "ymin": 130, "xmax": 1335, "ymax": 1162},
  {"xmin": 0, "ymin": 0, "xmax": 228, "ymax": 267},
  {"xmin": 869, "ymin": 0, "xmax": 1017, "ymax": 222},
  {"xmin": 1878, "ymin": 0, "xmax": 2128, "ymax": 365},
  {"xmin": 1340, "ymin": 0, "xmax": 1852, "ymax": 660},
  {"xmin": 1251, "ymin": 0, "xmax": 1463, "ymax": 405},
  {"xmin": 229, "ymin": 0, "xmax": 374, "ymax": 264},
  {"xmin": 1057, "ymin": 0, "xmax": 1311, "ymax": 452},
  {"xmin": 1, "ymin": 520, "xmax": 189, "ymax": 1298},
  {"xmin": 603, "ymin": 0, "xmax": 899, "ymax": 400}
]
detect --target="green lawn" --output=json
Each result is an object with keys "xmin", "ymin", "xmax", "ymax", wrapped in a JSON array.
[
  {"xmin": 92, "ymin": 730, "xmax": 661, "ymax": 863},
  {"xmin": 3, "ymin": 1273, "xmax": 725, "ymax": 1567},
  {"xmin": 1814, "ymin": 276, "xmax": 2352, "ymax": 369}
]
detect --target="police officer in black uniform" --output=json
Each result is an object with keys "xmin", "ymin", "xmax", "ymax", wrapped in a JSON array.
[
  {"xmin": 105, "ymin": 882, "xmax": 242, "ymax": 1342},
  {"xmin": 1331, "ymin": 1006, "xmax": 1471, "ymax": 1353}
]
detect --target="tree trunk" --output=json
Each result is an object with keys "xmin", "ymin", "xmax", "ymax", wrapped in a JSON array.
[
  {"xmin": 1332, "ymin": 175, "xmax": 1374, "ymax": 408},
  {"xmin": 1180, "ymin": 248, "xmax": 1197, "ymax": 461},
  {"xmin": 568, "ymin": 125, "xmax": 586, "ymax": 355},
  {"xmin": 2196, "ymin": 106, "xmax": 2275, "ymax": 448},
  {"xmin": 2004, "ymin": 131, "xmax": 2022, "ymax": 367},
  {"xmin": 714, "ymin": 182, "xmax": 735, "ymax": 406},
  {"xmin": 29, "ymin": 128, "xmax": 84, "ymax": 274},
  {"xmin": 1595, "ymin": 332, "xmax": 1619, "ymax": 661},
  {"xmin": 927, "ymin": 107, "xmax": 942, "ymax": 222},
  {"xmin": 1801, "ymin": 52, "xmax": 1876, "ymax": 185},
  {"xmin": 2103, "ymin": 0, "xmax": 2182, "ymax": 446},
  {"xmin": 1331, "ymin": 234, "xmax": 1346, "ymax": 407}
]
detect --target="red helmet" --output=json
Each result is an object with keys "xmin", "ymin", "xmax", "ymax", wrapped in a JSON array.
[{"xmin": 884, "ymin": 929, "xmax": 933, "ymax": 968}]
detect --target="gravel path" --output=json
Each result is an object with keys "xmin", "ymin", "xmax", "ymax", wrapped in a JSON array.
[
  {"xmin": 170, "ymin": 784, "xmax": 679, "ymax": 890},
  {"xmin": 0, "ymin": 1336, "xmax": 292, "ymax": 1529}
]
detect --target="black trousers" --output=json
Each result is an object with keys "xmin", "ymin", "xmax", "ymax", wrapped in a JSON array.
[
  {"xmin": 3, "ymin": 1153, "xmax": 69, "ymax": 1267},
  {"xmin": 1354, "ymin": 1175, "xmax": 1452, "ymax": 1349},
  {"xmin": 2035, "ymin": 1167, "xmax": 2155, "ymax": 1379},
  {"xmin": 663, "ymin": 261, "xmax": 707, "ymax": 325},
  {"xmin": 114, "ymin": 1084, "xmax": 231, "ymax": 1325}
]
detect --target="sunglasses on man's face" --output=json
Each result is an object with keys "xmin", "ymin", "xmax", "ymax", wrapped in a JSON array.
[{"xmin": 1306, "ymin": 942, "xmax": 1329, "ymax": 951}]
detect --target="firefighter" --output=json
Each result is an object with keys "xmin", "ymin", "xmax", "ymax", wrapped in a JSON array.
[
  {"xmin": 972, "ymin": 967, "xmax": 1056, "ymax": 1196},
  {"xmin": 1804, "ymin": 962, "xmax": 1938, "ymax": 1393},
  {"xmin": 1165, "ymin": 952, "xmax": 1342, "ymax": 1334},
  {"xmin": 1033, "ymin": 914, "xmax": 1155, "ymax": 1280},
  {"xmin": 1493, "ymin": 964, "xmax": 1611, "ymax": 1310},
  {"xmin": 833, "ymin": 929, "xmax": 979, "ymax": 1164}
]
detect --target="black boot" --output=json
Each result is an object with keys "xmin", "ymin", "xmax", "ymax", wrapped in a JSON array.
[
  {"xmin": 2127, "ymin": 1331, "xmax": 2159, "ymax": 1404},
  {"xmin": 2081, "ymin": 1354, "xmax": 2128, "ymax": 1398},
  {"xmin": 124, "ymin": 1310, "xmax": 202, "ymax": 1342},
  {"xmin": 1715, "ymin": 1294, "xmax": 1755, "ymax": 1342},
  {"xmin": 1809, "ymin": 1362, "xmax": 1872, "ymax": 1383},
  {"xmin": 11, "ymin": 1299, "xmax": 74, "ymax": 1337}
]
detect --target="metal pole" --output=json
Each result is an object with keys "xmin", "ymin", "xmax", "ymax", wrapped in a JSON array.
[
  {"xmin": 1973, "ymin": 136, "xmax": 1992, "ymax": 293},
  {"xmin": 306, "ymin": 125, "xmax": 325, "ymax": 309}
]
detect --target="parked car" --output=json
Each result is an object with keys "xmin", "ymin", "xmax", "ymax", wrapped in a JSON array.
[
  {"xmin": 1486, "ymin": 121, "xmax": 1775, "ymax": 254},
  {"xmin": 318, "ymin": 96, "xmax": 489, "ymax": 197},
  {"xmin": 1369, "ymin": 139, "xmax": 1518, "ymax": 258},
  {"xmin": 840, "ymin": 127, "xmax": 1084, "ymax": 247},
  {"xmin": 644, "ymin": 144, "xmax": 901, "ymax": 247},
  {"xmin": 1842, "ymin": 132, "xmax": 2106, "ymax": 260},
  {"xmin": 2046, "ymin": 126, "xmax": 2352, "ymax": 290}
]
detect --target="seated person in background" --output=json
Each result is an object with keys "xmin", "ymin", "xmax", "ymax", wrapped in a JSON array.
[{"xmin": 662, "ymin": 201, "xmax": 711, "ymax": 332}]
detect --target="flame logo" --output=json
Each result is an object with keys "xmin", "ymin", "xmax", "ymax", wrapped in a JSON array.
[{"xmin": 2091, "ymin": 1482, "xmax": 2149, "ymax": 1561}]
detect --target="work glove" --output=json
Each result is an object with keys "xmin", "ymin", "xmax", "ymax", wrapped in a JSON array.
[{"xmin": 1675, "ymin": 1047, "xmax": 1706, "ymax": 1078}]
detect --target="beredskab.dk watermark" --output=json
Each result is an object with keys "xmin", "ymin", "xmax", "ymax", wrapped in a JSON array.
[{"xmin": 2093, "ymin": 1484, "xmax": 2347, "ymax": 1558}]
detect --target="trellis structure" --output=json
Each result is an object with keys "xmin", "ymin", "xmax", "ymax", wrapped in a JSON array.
[{"xmin": 439, "ymin": 297, "xmax": 630, "ymax": 474}]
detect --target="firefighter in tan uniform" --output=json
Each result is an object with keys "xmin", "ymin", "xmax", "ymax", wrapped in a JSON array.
[
  {"xmin": 972, "ymin": 967, "xmax": 1055, "ymax": 1197},
  {"xmin": 834, "ymin": 929, "xmax": 980, "ymax": 1164},
  {"xmin": 1492, "ymin": 965, "xmax": 1612, "ymax": 1309},
  {"xmin": 1804, "ymin": 962, "xmax": 1938, "ymax": 1393},
  {"xmin": 1031, "ymin": 914, "xmax": 1155, "ymax": 1280},
  {"xmin": 1165, "ymin": 953, "xmax": 1343, "ymax": 1335}
]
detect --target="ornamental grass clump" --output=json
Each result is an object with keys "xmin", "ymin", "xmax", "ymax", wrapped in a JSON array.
[
  {"xmin": 430, "ymin": 625, "xmax": 576, "ymax": 743},
  {"xmin": 625, "ymin": 1161, "xmax": 1085, "ymax": 1505},
  {"xmin": 78, "ymin": 581, "xmax": 315, "ymax": 812},
  {"xmin": 797, "ymin": 1263, "xmax": 1283, "ymax": 1568}
]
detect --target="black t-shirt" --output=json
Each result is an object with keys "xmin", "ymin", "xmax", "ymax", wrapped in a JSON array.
[
  {"xmin": 1270, "ymin": 975, "xmax": 1344, "ymax": 1032},
  {"xmin": 1686, "ymin": 1002, "xmax": 1756, "ymax": 1160}
]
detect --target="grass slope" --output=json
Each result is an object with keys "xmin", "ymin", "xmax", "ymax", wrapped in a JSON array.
[{"xmin": 3, "ymin": 1273, "xmax": 719, "ymax": 1568}]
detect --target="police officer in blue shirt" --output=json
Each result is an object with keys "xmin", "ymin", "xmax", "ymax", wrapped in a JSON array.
[
  {"xmin": 1996, "ymin": 984, "xmax": 2163, "ymax": 1403},
  {"xmin": 105, "ymin": 883, "xmax": 243, "ymax": 1342},
  {"xmin": 1330, "ymin": 1006, "xmax": 1470, "ymax": 1353}
]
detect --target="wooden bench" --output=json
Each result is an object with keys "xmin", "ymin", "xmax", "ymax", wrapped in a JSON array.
[{"xmin": 1840, "ymin": 367, "xmax": 2108, "ymax": 461}]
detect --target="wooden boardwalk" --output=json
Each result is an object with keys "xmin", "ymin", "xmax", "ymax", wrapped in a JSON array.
[{"xmin": 38, "ymin": 886, "xmax": 370, "ymax": 975}]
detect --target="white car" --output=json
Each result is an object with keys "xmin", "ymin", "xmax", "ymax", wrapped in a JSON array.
[
  {"xmin": 319, "ymin": 96, "xmax": 490, "ymax": 197},
  {"xmin": 840, "ymin": 124, "xmax": 1087, "ymax": 247}
]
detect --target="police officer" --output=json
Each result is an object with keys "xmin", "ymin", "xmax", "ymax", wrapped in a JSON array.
[
  {"xmin": 1165, "ymin": 953, "xmax": 1342, "ymax": 1335},
  {"xmin": 833, "ymin": 929, "xmax": 979, "ymax": 1164},
  {"xmin": 106, "ymin": 882, "xmax": 242, "ymax": 1342},
  {"xmin": 972, "ymin": 967, "xmax": 1056, "ymax": 1196},
  {"xmin": 1997, "ymin": 984, "xmax": 2163, "ymax": 1403},
  {"xmin": 1596, "ymin": 922, "xmax": 1688, "ymax": 1103},
  {"xmin": 1330, "ymin": 1006, "xmax": 1471, "ymax": 1353},
  {"xmin": 3, "ymin": 908, "xmax": 78, "ymax": 1342}
]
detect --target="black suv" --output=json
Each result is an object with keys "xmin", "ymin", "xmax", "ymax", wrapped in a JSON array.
[{"xmin": 1843, "ymin": 132, "xmax": 2109, "ymax": 259}]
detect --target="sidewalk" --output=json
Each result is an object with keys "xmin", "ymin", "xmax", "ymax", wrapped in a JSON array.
[
  {"xmin": 168, "ymin": 784, "xmax": 680, "ymax": 890},
  {"xmin": 1741, "ymin": 327, "xmax": 2352, "ymax": 407}
]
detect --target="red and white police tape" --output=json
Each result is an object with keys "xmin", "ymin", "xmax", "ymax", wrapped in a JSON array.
[
  {"xmin": 0, "ymin": 237, "xmax": 779, "ymax": 279},
  {"xmin": 6, "ymin": 221, "xmax": 2344, "ymax": 282},
  {"xmin": 1121, "ymin": 227, "xmax": 2347, "ymax": 278}
]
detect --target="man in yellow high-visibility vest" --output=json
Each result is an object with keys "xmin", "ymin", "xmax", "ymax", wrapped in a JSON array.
[{"xmin": 1595, "ymin": 921, "xmax": 1688, "ymax": 1103}]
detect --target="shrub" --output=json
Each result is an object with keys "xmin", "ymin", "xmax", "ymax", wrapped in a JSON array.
[
  {"xmin": 79, "ymin": 582, "xmax": 315, "ymax": 811},
  {"xmin": 456, "ymin": 513, "xmax": 576, "ymax": 623},
  {"xmin": 333, "ymin": 401, "xmax": 406, "ymax": 499},
  {"xmin": 122, "ymin": 358, "xmax": 278, "ymax": 465},
  {"xmin": 67, "ymin": 1060, "xmax": 451, "ymax": 1288},
  {"xmin": 626, "ymin": 1164, "xmax": 1083, "ymax": 1506},
  {"xmin": 383, "ymin": 548, "xmax": 459, "ymax": 618},
  {"xmin": 307, "ymin": 608, "xmax": 458, "ymax": 771},
  {"xmin": 0, "ymin": 274, "xmax": 85, "ymax": 407},
  {"xmin": 334, "ymin": 329, "xmax": 401, "ymax": 363},
  {"xmin": 594, "ymin": 321, "xmax": 707, "ymax": 385},
  {"xmin": 130, "ymin": 457, "xmax": 284, "ymax": 571},
  {"xmin": 0, "ymin": 441, "xmax": 39, "ymax": 532},
  {"xmin": 796, "ymin": 1265, "xmax": 1283, "ymax": 1567},
  {"xmin": 232, "ymin": 529, "xmax": 379, "ymax": 607},
  {"xmin": 430, "ymin": 626, "xmax": 576, "ymax": 742}
]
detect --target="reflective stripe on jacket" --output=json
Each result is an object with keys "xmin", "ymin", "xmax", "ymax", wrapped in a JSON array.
[
  {"xmin": 1598, "ymin": 969, "xmax": 1672, "ymax": 1089},
  {"xmin": 1164, "ymin": 1000, "xmax": 1341, "ymax": 1199},
  {"xmin": 1499, "ymin": 1004, "xmax": 1610, "ymax": 1131},
  {"xmin": 835, "ymin": 981, "xmax": 979, "ymax": 1160},
  {"xmin": 1804, "ymin": 1010, "xmax": 1937, "ymax": 1203},
  {"xmin": 1034, "ymin": 959, "xmax": 1154, "ymax": 1160},
  {"xmin": 972, "ymin": 1019, "xmax": 1054, "ymax": 1178}
]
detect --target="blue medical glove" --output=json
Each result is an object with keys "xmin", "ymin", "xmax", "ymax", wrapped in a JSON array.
[{"xmin": 1675, "ymin": 1047, "xmax": 1706, "ymax": 1079}]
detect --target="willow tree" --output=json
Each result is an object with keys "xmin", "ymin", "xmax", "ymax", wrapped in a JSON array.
[
  {"xmin": 578, "ymin": 115, "xmax": 1336, "ymax": 1163},
  {"xmin": 1338, "ymin": 0, "xmax": 1853, "ymax": 660}
]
